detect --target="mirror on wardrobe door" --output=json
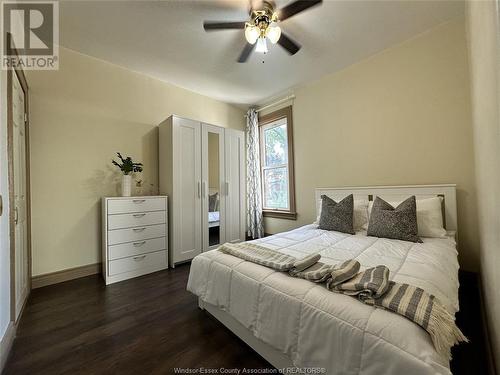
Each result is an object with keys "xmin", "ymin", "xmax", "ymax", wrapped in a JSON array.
[{"xmin": 207, "ymin": 132, "xmax": 220, "ymax": 247}]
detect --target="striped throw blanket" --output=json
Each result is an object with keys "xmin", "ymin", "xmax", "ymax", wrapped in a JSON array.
[
  {"xmin": 219, "ymin": 243, "xmax": 335, "ymax": 283},
  {"xmin": 327, "ymin": 260, "xmax": 468, "ymax": 359},
  {"xmin": 217, "ymin": 242, "xmax": 467, "ymax": 360},
  {"xmin": 218, "ymin": 242, "xmax": 297, "ymax": 271}
]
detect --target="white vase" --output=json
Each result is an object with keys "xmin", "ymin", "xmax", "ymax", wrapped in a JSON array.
[{"xmin": 121, "ymin": 174, "xmax": 132, "ymax": 197}]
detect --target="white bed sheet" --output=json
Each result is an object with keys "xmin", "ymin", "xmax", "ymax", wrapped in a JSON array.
[
  {"xmin": 187, "ymin": 224, "xmax": 460, "ymax": 374},
  {"xmin": 208, "ymin": 211, "xmax": 220, "ymax": 223}
]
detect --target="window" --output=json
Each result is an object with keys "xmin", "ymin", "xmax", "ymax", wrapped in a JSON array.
[{"xmin": 259, "ymin": 106, "xmax": 296, "ymax": 220}]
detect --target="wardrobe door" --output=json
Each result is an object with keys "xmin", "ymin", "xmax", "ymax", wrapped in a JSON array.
[
  {"xmin": 201, "ymin": 123, "xmax": 225, "ymax": 251},
  {"xmin": 224, "ymin": 129, "xmax": 246, "ymax": 243},
  {"xmin": 172, "ymin": 117, "xmax": 202, "ymax": 263}
]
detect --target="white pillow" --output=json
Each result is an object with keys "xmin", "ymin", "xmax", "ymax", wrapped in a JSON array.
[
  {"xmin": 415, "ymin": 197, "xmax": 447, "ymax": 238},
  {"xmin": 367, "ymin": 196, "xmax": 446, "ymax": 238},
  {"xmin": 316, "ymin": 198, "xmax": 369, "ymax": 231}
]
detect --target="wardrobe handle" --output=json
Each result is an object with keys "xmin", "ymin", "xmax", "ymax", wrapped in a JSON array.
[
  {"xmin": 132, "ymin": 199, "xmax": 146, "ymax": 203},
  {"xmin": 132, "ymin": 227, "xmax": 146, "ymax": 232},
  {"xmin": 197, "ymin": 182, "xmax": 201, "ymax": 198},
  {"xmin": 133, "ymin": 255, "xmax": 146, "ymax": 261},
  {"xmin": 133, "ymin": 213, "xmax": 146, "ymax": 218},
  {"xmin": 133, "ymin": 241, "xmax": 146, "ymax": 246}
]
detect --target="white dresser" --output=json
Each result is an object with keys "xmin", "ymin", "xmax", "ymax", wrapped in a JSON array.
[{"xmin": 102, "ymin": 196, "xmax": 168, "ymax": 285}]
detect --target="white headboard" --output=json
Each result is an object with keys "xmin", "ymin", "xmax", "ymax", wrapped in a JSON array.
[{"xmin": 315, "ymin": 184, "xmax": 457, "ymax": 232}]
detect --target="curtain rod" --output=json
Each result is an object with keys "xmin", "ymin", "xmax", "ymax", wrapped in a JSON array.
[{"xmin": 244, "ymin": 94, "xmax": 296, "ymax": 117}]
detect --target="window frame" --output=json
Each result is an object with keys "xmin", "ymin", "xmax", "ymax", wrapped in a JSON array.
[{"xmin": 258, "ymin": 106, "xmax": 297, "ymax": 220}]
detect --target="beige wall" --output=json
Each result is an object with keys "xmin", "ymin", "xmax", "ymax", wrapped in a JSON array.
[
  {"xmin": 27, "ymin": 47, "xmax": 245, "ymax": 276},
  {"xmin": 466, "ymin": 0, "xmax": 500, "ymax": 367},
  {"xmin": 263, "ymin": 19, "xmax": 480, "ymax": 271}
]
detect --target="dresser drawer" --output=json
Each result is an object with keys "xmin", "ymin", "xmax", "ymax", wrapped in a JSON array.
[
  {"xmin": 108, "ymin": 224, "xmax": 166, "ymax": 245},
  {"xmin": 108, "ymin": 211, "xmax": 166, "ymax": 230},
  {"xmin": 108, "ymin": 250, "xmax": 167, "ymax": 276},
  {"xmin": 107, "ymin": 198, "xmax": 166, "ymax": 214},
  {"xmin": 108, "ymin": 237, "xmax": 166, "ymax": 260}
]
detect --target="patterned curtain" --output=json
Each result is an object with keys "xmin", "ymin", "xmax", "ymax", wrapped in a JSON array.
[{"xmin": 246, "ymin": 108, "xmax": 264, "ymax": 239}]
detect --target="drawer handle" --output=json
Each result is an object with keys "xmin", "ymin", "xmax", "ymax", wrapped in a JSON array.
[
  {"xmin": 133, "ymin": 241, "xmax": 146, "ymax": 247},
  {"xmin": 132, "ymin": 227, "xmax": 146, "ymax": 232},
  {"xmin": 132, "ymin": 199, "xmax": 146, "ymax": 203},
  {"xmin": 133, "ymin": 213, "xmax": 146, "ymax": 218},
  {"xmin": 133, "ymin": 255, "xmax": 146, "ymax": 261}
]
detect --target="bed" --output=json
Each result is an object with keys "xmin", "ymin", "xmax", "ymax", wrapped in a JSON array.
[{"xmin": 187, "ymin": 184, "xmax": 460, "ymax": 374}]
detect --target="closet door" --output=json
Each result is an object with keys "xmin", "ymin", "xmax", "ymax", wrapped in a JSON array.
[
  {"xmin": 11, "ymin": 69, "xmax": 29, "ymax": 320},
  {"xmin": 224, "ymin": 129, "xmax": 246, "ymax": 243},
  {"xmin": 172, "ymin": 117, "xmax": 202, "ymax": 263},
  {"xmin": 201, "ymin": 124, "xmax": 225, "ymax": 251}
]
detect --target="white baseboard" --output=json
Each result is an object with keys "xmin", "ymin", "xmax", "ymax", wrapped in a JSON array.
[{"xmin": 0, "ymin": 322, "xmax": 16, "ymax": 373}]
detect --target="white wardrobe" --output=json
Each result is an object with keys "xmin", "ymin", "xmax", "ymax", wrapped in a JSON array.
[{"xmin": 159, "ymin": 115, "xmax": 246, "ymax": 267}]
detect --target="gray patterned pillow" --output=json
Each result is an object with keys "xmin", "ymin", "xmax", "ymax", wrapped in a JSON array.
[
  {"xmin": 367, "ymin": 196, "xmax": 422, "ymax": 243},
  {"xmin": 318, "ymin": 194, "xmax": 355, "ymax": 234}
]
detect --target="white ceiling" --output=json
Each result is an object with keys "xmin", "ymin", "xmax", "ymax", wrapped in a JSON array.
[{"xmin": 59, "ymin": 0, "xmax": 464, "ymax": 106}]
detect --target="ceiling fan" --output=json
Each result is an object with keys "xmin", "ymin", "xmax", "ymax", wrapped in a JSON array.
[{"xmin": 203, "ymin": 0, "xmax": 323, "ymax": 63}]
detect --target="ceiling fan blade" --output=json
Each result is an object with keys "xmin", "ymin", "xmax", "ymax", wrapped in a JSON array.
[
  {"xmin": 278, "ymin": 32, "xmax": 301, "ymax": 55},
  {"xmin": 203, "ymin": 21, "xmax": 246, "ymax": 31},
  {"xmin": 278, "ymin": 0, "xmax": 322, "ymax": 21},
  {"xmin": 237, "ymin": 43, "xmax": 256, "ymax": 63}
]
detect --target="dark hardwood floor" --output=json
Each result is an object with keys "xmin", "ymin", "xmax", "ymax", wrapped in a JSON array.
[
  {"xmin": 3, "ymin": 265, "xmax": 490, "ymax": 375},
  {"xmin": 4, "ymin": 264, "xmax": 269, "ymax": 375}
]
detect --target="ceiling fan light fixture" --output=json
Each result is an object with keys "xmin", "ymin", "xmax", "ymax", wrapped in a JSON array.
[
  {"xmin": 245, "ymin": 24, "xmax": 259, "ymax": 44},
  {"xmin": 203, "ymin": 0, "xmax": 322, "ymax": 62},
  {"xmin": 267, "ymin": 24, "xmax": 281, "ymax": 44},
  {"xmin": 256, "ymin": 36, "xmax": 268, "ymax": 53}
]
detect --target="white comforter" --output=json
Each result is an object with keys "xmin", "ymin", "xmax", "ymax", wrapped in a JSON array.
[{"xmin": 187, "ymin": 224, "xmax": 460, "ymax": 374}]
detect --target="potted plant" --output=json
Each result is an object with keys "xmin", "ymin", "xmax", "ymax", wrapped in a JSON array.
[{"xmin": 112, "ymin": 152, "xmax": 143, "ymax": 197}]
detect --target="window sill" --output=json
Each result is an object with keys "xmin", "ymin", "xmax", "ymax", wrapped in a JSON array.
[{"xmin": 262, "ymin": 210, "xmax": 297, "ymax": 220}]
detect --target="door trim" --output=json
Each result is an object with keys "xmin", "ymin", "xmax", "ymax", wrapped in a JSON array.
[{"xmin": 7, "ymin": 33, "xmax": 31, "ymax": 322}]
